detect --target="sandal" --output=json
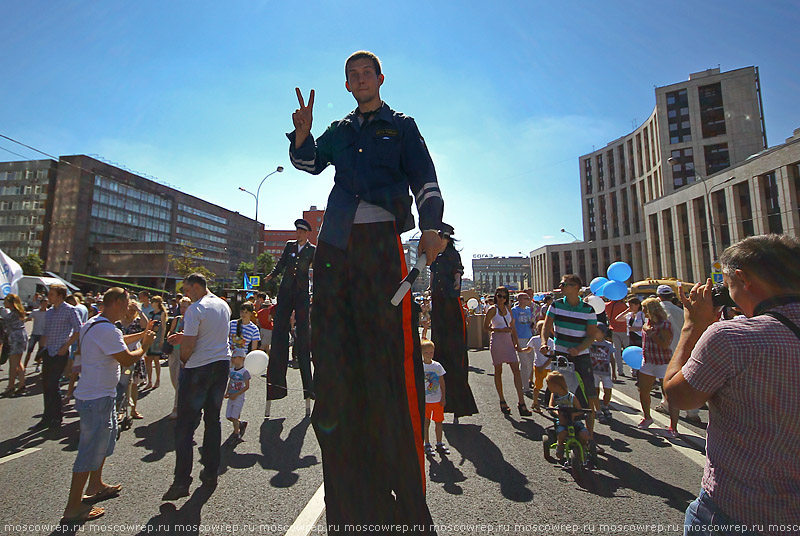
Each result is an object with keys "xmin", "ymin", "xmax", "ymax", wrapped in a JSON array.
[
  {"xmin": 436, "ymin": 443, "xmax": 450, "ymax": 455},
  {"xmin": 132, "ymin": 411, "xmax": 144, "ymax": 419},
  {"xmin": 499, "ymin": 401, "xmax": 511, "ymax": 415},
  {"xmin": 83, "ymin": 484, "xmax": 122, "ymax": 503},
  {"xmin": 518, "ymin": 403, "xmax": 532, "ymax": 416},
  {"xmin": 424, "ymin": 443, "xmax": 434, "ymax": 455},
  {"xmin": 62, "ymin": 505, "xmax": 105, "ymax": 524}
]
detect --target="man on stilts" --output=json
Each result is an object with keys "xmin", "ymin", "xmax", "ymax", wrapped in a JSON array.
[
  {"xmin": 264, "ymin": 218, "xmax": 315, "ymax": 417},
  {"xmin": 289, "ymin": 50, "xmax": 443, "ymax": 534}
]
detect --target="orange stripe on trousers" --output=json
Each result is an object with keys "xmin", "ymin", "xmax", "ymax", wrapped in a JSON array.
[{"xmin": 396, "ymin": 234, "xmax": 426, "ymax": 493}]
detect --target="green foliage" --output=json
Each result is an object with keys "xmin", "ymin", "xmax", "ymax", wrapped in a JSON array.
[
  {"xmin": 168, "ymin": 244, "xmax": 216, "ymax": 282},
  {"xmin": 18, "ymin": 253, "xmax": 43, "ymax": 276}
]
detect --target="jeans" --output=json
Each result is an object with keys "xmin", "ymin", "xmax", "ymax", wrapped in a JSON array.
[
  {"xmin": 684, "ymin": 489, "xmax": 763, "ymax": 535},
  {"xmin": 73, "ymin": 396, "xmax": 117, "ymax": 472},
  {"xmin": 174, "ymin": 359, "xmax": 229, "ymax": 486},
  {"xmin": 41, "ymin": 352, "xmax": 69, "ymax": 423}
]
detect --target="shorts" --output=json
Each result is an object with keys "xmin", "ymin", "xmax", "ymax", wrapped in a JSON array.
[
  {"xmin": 556, "ymin": 419, "xmax": 587, "ymax": 435},
  {"xmin": 226, "ymin": 395, "xmax": 245, "ymax": 420},
  {"xmin": 27, "ymin": 334, "xmax": 43, "ymax": 352},
  {"xmin": 425, "ymin": 402, "xmax": 444, "ymax": 423},
  {"xmin": 570, "ymin": 355, "xmax": 597, "ymax": 408},
  {"xmin": 593, "ymin": 373, "xmax": 613, "ymax": 390},
  {"xmin": 639, "ymin": 362, "xmax": 668, "ymax": 379},
  {"xmin": 534, "ymin": 366, "xmax": 550, "ymax": 390},
  {"xmin": 74, "ymin": 396, "xmax": 117, "ymax": 473},
  {"xmin": 260, "ymin": 328, "xmax": 272, "ymax": 348}
]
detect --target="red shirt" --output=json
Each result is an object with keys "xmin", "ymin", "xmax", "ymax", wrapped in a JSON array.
[
  {"xmin": 605, "ymin": 300, "xmax": 628, "ymax": 333},
  {"xmin": 256, "ymin": 305, "xmax": 274, "ymax": 330}
]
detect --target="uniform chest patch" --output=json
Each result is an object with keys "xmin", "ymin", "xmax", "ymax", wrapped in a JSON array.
[{"xmin": 375, "ymin": 128, "xmax": 398, "ymax": 138}]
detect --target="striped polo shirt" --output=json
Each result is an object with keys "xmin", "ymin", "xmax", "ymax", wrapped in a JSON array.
[{"xmin": 546, "ymin": 297, "xmax": 597, "ymax": 357}]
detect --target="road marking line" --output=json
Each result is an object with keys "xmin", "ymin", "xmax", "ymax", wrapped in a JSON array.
[
  {"xmin": 0, "ymin": 448, "xmax": 41, "ymax": 465},
  {"xmin": 286, "ymin": 482, "xmax": 325, "ymax": 536},
  {"xmin": 609, "ymin": 391, "xmax": 706, "ymax": 468}
]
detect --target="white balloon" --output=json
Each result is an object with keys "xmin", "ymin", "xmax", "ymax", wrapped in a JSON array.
[
  {"xmin": 467, "ymin": 298, "xmax": 479, "ymax": 310},
  {"xmin": 244, "ymin": 350, "xmax": 269, "ymax": 376},
  {"xmin": 584, "ymin": 295, "xmax": 606, "ymax": 315}
]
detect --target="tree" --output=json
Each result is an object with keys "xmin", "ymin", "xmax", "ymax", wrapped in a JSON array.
[
  {"xmin": 257, "ymin": 251, "xmax": 281, "ymax": 295},
  {"xmin": 236, "ymin": 262, "xmax": 254, "ymax": 288},
  {"xmin": 168, "ymin": 244, "xmax": 216, "ymax": 282},
  {"xmin": 18, "ymin": 253, "xmax": 43, "ymax": 276}
]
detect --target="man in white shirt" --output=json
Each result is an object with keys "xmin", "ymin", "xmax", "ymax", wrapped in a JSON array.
[
  {"xmin": 163, "ymin": 273, "xmax": 231, "ymax": 500},
  {"xmin": 62, "ymin": 288, "xmax": 154, "ymax": 523}
]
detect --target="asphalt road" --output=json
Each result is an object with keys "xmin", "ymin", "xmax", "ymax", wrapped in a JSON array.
[{"xmin": 0, "ymin": 342, "xmax": 707, "ymax": 536}]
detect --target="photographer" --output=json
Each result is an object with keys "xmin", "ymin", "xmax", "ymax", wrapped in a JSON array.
[{"xmin": 664, "ymin": 235, "xmax": 800, "ymax": 535}]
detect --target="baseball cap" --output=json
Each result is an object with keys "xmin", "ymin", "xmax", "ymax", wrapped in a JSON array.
[
  {"xmin": 596, "ymin": 323, "xmax": 609, "ymax": 334},
  {"xmin": 657, "ymin": 285, "xmax": 674, "ymax": 296}
]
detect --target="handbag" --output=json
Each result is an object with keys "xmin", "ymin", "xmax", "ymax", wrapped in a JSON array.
[{"xmin": 553, "ymin": 356, "xmax": 580, "ymax": 394}]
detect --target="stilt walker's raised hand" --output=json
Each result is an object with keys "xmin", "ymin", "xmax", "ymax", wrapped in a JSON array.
[{"xmin": 293, "ymin": 87, "xmax": 315, "ymax": 148}]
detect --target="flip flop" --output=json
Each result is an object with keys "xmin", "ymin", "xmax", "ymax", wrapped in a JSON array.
[
  {"xmin": 83, "ymin": 484, "xmax": 122, "ymax": 503},
  {"xmin": 62, "ymin": 505, "xmax": 105, "ymax": 524}
]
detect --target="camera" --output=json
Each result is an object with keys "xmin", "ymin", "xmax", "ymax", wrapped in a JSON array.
[
  {"xmin": 711, "ymin": 284, "xmax": 737, "ymax": 308},
  {"xmin": 152, "ymin": 320, "xmax": 161, "ymax": 328}
]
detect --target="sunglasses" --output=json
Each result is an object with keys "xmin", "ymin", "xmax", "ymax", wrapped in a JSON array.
[
  {"xmin": 495, "ymin": 294, "xmax": 509, "ymax": 299},
  {"xmin": 559, "ymin": 281, "xmax": 577, "ymax": 288}
]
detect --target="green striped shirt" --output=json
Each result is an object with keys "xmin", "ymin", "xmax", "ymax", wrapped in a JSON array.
[{"xmin": 546, "ymin": 297, "xmax": 597, "ymax": 356}]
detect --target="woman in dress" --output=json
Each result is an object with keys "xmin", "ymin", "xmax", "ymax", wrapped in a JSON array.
[
  {"xmin": 430, "ymin": 231, "xmax": 478, "ymax": 422},
  {"xmin": 483, "ymin": 286, "xmax": 531, "ymax": 416},
  {"xmin": 1, "ymin": 294, "xmax": 29, "ymax": 396},
  {"xmin": 116, "ymin": 300, "xmax": 148, "ymax": 419},
  {"xmin": 637, "ymin": 297, "xmax": 680, "ymax": 437}
]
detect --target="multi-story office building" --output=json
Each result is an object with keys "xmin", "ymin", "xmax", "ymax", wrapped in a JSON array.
[
  {"xmin": 531, "ymin": 66, "xmax": 773, "ymax": 291},
  {"xmin": 645, "ymin": 129, "xmax": 800, "ymax": 282},
  {"xmin": 0, "ymin": 160, "xmax": 58, "ymax": 261},
  {"xmin": 1, "ymin": 155, "xmax": 261, "ymax": 290},
  {"xmin": 402, "ymin": 237, "xmax": 431, "ymax": 294},
  {"xmin": 472, "ymin": 256, "xmax": 531, "ymax": 294}
]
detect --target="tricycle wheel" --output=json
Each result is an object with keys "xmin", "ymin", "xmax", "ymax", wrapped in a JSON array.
[
  {"xmin": 542, "ymin": 433, "xmax": 554, "ymax": 462},
  {"xmin": 570, "ymin": 443, "xmax": 584, "ymax": 481}
]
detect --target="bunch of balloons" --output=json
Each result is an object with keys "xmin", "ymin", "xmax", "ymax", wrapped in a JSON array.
[{"xmin": 589, "ymin": 261, "xmax": 632, "ymax": 302}]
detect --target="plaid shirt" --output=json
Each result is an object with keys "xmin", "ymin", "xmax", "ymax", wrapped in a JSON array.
[
  {"xmin": 682, "ymin": 302, "xmax": 800, "ymax": 532},
  {"xmin": 44, "ymin": 302, "xmax": 82, "ymax": 356},
  {"xmin": 642, "ymin": 320, "xmax": 673, "ymax": 365}
]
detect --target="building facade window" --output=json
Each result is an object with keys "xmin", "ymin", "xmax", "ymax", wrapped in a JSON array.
[
  {"xmin": 621, "ymin": 187, "xmax": 631, "ymax": 235},
  {"xmin": 737, "ymin": 182, "xmax": 755, "ymax": 237},
  {"xmin": 762, "ymin": 171, "xmax": 783, "ymax": 234},
  {"xmin": 177, "ymin": 203, "xmax": 228, "ymax": 225},
  {"xmin": 678, "ymin": 203, "xmax": 693, "ymax": 280},
  {"xmin": 704, "ymin": 143, "xmax": 730, "ymax": 175},
  {"xmin": 597, "ymin": 155, "xmax": 605, "ymax": 191},
  {"xmin": 671, "ymin": 148, "xmax": 696, "ymax": 188},
  {"xmin": 584, "ymin": 159, "xmax": 593, "ymax": 194},
  {"xmin": 607, "ymin": 150, "xmax": 616, "ymax": 188},
  {"xmin": 714, "ymin": 190, "xmax": 731, "ymax": 249},
  {"xmin": 698, "ymin": 82, "xmax": 726, "ymax": 139},
  {"xmin": 666, "ymin": 88, "xmax": 692, "ymax": 144},
  {"xmin": 587, "ymin": 198, "xmax": 596, "ymax": 241},
  {"xmin": 618, "ymin": 145, "xmax": 626, "ymax": 183}
]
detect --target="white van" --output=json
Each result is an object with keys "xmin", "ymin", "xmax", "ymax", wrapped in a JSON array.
[{"xmin": 16, "ymin": 274, "xmax": 78, "ymax": 309}]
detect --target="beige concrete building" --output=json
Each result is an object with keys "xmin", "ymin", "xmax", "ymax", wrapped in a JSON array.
[
  {"xmin": 646, "ymin": 129, "xmax": 800, "ymax": 283},
  {"xmin": 531, "ymin": 66, "xmax": 772, "ymax": 291}
]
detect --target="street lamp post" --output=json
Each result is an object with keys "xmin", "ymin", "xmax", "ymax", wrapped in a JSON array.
[
  {"xmin": 239, "ymin": 165, "xmax": 284, "ymax": 281},
  {"xmin": 667, "ymin": 157, "xmax": 717, "ymax": 263},
  {"xmin": 560, "ymin": 228, "xmax": 579, "ymax": 242}
]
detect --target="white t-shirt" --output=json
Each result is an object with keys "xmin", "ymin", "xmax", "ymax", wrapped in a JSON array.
[
  {"xmin": 661, "ymin": 301, "xmax": 684, "ymax": 351},
  {"xmin": 525, "ymin": 335, "xmax": 554, "ymax": 367},
  {"xmin": 30, "ymin": 309, "xmax": 47, "ymax": 335},
  {"xmin": 423, "ymin": 360, "xmax": 446, "ymax": 404},
  {"xmin": 73, "ymin": 316, "xmax": 127, "ymax": 401},
  {"xmin": 183, "ymin": 293, "xmax": 232, "ymax": 368}
]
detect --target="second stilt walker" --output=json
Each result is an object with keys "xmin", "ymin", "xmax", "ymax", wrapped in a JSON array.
[
  {"xmin": 429, "ymin": 226, "xmax": 478, "ymax": 422},
  {"xmin": 264, "ymin": 218, "xmax": 315, "ymax": 416}
]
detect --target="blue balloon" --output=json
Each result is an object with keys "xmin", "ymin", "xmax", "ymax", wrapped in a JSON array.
[
  {"xmin": 622, "ymin": 346, "xmax": 643, "ymax": 370},
  {"xmin": 600, "ymin": 280, "xmax": 628, "ymax": 301},
  {"xmin": 607, "ymin": 261, "xmax": 632, "ymax": 282},
  {"xmin": 590, "ymin": 277, "xmax": 609, "ymax": 294}
]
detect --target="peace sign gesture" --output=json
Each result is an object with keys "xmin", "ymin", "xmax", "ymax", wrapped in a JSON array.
[{"xmin": 292, "ymin": 87, "xmax": 315, "ymax": 143}]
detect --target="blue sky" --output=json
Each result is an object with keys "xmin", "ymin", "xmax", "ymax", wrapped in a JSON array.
[{"xmin": 2, "ymin": 1, "xmax": 799, "ymax": 277}]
